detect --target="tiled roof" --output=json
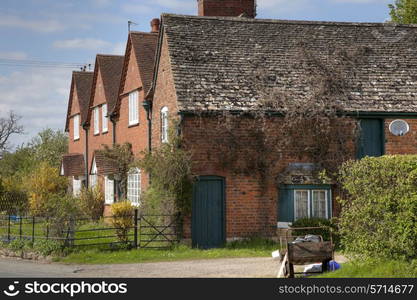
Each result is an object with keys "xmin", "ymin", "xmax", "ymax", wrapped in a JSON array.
[
  {"xmin": 162, "ymin": 14, "xmax": 417, "ymax": 113},
  {"xmin": 93, "ymin": 150, "xmax": 118, "ymax": 175},
  {"xmin": 65, "ymin": 71, "xmax": 93, "ymax": 131},
  {"xmin": 61, "ymin": 153, "xmax": 85, "ymax": 176}
]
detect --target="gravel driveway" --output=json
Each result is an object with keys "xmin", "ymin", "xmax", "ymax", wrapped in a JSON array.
[{"xmin": 0, "ymin": 257, "xmax": 280, "ymax": 278}]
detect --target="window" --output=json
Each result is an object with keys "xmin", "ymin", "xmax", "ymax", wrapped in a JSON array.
[
  {"xmin": 294, "ymin": 190, "xmax": 309, "ymax": 220},
  {"xmin": 312, "ymin": 190, "xmax": 327, "ymax": 219},
  {"xmin": 102, "ymin": 104, "xmax": 108, "ymax": 133},
  {"xmin": 90, "ymin": 158, "xmax": 98, "ymax": 188},
  {"xmin": 128, "ymin": 91, "xmax": 139, "ymax": 126},
  {"xmin": 73, "ymin": 114, "xmax": 80, "ymax": 140},
  {"xmin": 127, "ymin": 168, "xmax": 141, "ymax": 206},
  {"xmin": 278, "ymin": 185, "xmax": 331, "ymax": 225},
  {"xmin": 161, "ymin": 106, "xmax": 168, "ymax": 143},
  {"xmin": 72, "ymin": 177, "xmax": 82, "ymax": 196},
  {"xmin": 93, "ymin": 106, "xmax": 100, "ymax": 135},
  {"xmin": 104, "ymin": 176, "xmax": 114, "ymax": 204}
]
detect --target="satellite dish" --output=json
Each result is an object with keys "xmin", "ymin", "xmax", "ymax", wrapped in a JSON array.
[{"xmin": 389, "ymin": 119, "xmax": 409, "ymax": 136}]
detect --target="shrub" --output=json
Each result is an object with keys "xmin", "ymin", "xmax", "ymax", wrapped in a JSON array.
[
  {"xmin": 26, "ymin": 162, "xmax": 67, "ymax": 216},
  {"xmin": 0, "ymin": 189, "xmax": 28, "ymax": 215},
  {"xmin": 111, "ymin": 201, "xmax": 134, "ymax": 244},
  {"xmin": 8, "ymin": 239, "xmax": 28, "ymax": 251},
  {"xmin": 338, "ymin": 155, "xmax": 417, "ymax": 260},
  {"xmin": 33, "ymin": 240, "xmax": 62, "ymax": 256},
  {"xmin": 290, "ymin": 217, "xmax": 339, "ymax": 245},
  {"xmin": 78, "ymin": 186, "xmax": 104, "ymax": 221}
]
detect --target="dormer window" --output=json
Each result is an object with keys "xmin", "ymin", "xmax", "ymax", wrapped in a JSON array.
[
  {"xmin": 128, "ymin": 91, "xmax": 139, "ymax": 126},
  {"xmin": 102, "ymin": 104, "xmax": 108, "ymax": 133},
  {"xmin": 73, "ymin": 114, "xmax": 80, "ymax": 141},
  {"xmin": 93, "ymin": 106, "xmax": 100, "ymax": 135},
  {"xmin": 161, "ymin": 106, "xmax": 168, "ymax": 143}
]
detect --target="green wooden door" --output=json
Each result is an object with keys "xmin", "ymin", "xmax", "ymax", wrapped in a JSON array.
[
  {"xmin": 192, "ymin": 176, "xmax": 225, "ymax": 249},
  {"xmin": 357, "ymin": 119, "xmax": 384, "ymax": 159}
]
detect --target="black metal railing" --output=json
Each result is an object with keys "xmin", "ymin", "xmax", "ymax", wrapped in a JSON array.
[{"xmin": 0, "ymin": 210, "xmax": 178, "ymax": 250}]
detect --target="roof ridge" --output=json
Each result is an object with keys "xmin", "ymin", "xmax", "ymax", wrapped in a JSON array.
[
  {"xmin": 96, "ymin": 54, "xmax": 124, "ymax": 58},
  {"xmin": 130, "ymin": 31, "xmax": 158, "ymax": 35},
  {"xmin": 161, "ymin": 13, "xmax": 417, "ymax": 28}
]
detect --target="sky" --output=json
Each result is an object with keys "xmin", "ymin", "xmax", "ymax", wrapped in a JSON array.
[{"xmin": 0, "ymin": 0, "xmax": 394, "ymax": 148}]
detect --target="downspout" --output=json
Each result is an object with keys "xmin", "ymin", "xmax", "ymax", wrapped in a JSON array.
[
  {"xmin": 83, "ymin": 125, "xmax": 89, "ymax": 188},
  {"xmin": 110, "ymin": 114, "xmax": 117, "ymax": 201},
  {"xmin": 143, "ymin": 100, "xmax": 152, "ymax": 152}
]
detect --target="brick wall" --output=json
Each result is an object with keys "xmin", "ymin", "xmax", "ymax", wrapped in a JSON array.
[
  {"xmin": 180, "ymin": 115, "xmax": 357, "ymax": 238},
  {"xmin": 115, "ymin": 40, "xmax": 151, "ymax": 195},
  {"xmin": 68, "ymin": 86, "xmax": 85, "ymax": 154},
  {"xmin": 198, "ymin": 0, "xmax": 256, "ymax": 17},
  {"xmin": 385, "ymin": 118, "xmax": 417, "ymax": 155}
]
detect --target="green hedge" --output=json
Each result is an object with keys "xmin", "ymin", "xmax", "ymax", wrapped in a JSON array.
[{"xmin": 339, "ymin": 155, "xmax": 417, "ymax": 260}]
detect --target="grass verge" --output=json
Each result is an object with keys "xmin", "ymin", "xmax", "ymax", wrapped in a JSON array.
[
  {"xmin": 57, "ymin": 238, "xmax": 279, "ymax": 264},
  {"xmin": 317, "ymin": 259, "xmax": 417, "ymax": 278}
]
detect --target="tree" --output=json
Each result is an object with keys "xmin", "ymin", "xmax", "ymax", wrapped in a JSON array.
[
  {"xmin": 389, "ymin": 0, "xmax": 417, "ymax": 24},
  {"xmin": 0, "ymin": 111, "xmax": 24, "ymax": 154},
  {"xmin": 28, "ymin": 128, "xmax": 68, "ymax": 168},
  {"xmin": 99, "ymin": 143, "xmax": 134, "ymax": 200}
]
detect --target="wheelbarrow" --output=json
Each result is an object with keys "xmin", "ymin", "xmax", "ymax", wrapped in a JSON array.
[{"xmin": 277, "ymin": 226, "xmax": 334, "ymax": 278}]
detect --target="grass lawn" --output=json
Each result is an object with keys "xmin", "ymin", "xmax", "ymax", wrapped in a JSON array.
[
  {"xmin": 57, "ymin": 238, "xmax": 279, "ymax": 264},
  {"xmin": 317, "ymin": 259, "xmax": 417, "ymax": 278}
]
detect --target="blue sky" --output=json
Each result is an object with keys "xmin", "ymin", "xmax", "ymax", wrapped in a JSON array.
[{"xmin": 0, "ymin": 0, "xmax": 393, "ymax": 148}]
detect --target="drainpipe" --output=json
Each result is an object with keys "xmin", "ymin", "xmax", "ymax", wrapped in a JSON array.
[
  {"xmin": 83, "ymin": 125, "xmax": 89, "ymax": 188},
  {"xmin": 142, "ymin": 100, "xmax": 152, "ymax": 152},
  {"xmin": 111, "ymin": 116, "xmax": 117, "ymax": 145},
  {"xmin": 110, "ymin": 115, "xmax": 117, "ymax": 202}
]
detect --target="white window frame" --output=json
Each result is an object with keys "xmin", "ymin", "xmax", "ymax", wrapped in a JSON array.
[
  {"xmin": 312, "ymin": 190, "xmax": 328, "ymax": 219},
  {"xmin": 73, "ymin": 114, "xmax": 80, "ymax": 140},
  {"xmin": 294, "ymin": 189, "xmax": 329, "ymax": 220},
  {"xmin": 104, "ymin": 175, "xmax": 114, "ymax": 204},
  {"xmin": 128, "ymin": 91, "xmax": 139, "ymax": 126},
  {"xmin": 161, "ymin": 106, "xmax": 168, "ymax": 143},
  {"xmin": 294, "ymin": 190, "xmax": 310, "ymax": 221},
  {"xmin": 93, "ymin": 106, "xmax": 100, "ymax": 135},
  {"xmin": 102, "ymin": 104, "xmax": 108, "ymax": 133},
  {"xmin": 127, "ymin": 168, "xmax": 141, "ymax": 206}
]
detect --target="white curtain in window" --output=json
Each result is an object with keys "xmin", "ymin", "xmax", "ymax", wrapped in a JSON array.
[
  {"xmin": 102, "ymin": 104, "xmax": 108, "ymax": 132},
  {"xmin": 127, "ymin": 168, "xmax": 141, "ymax": 206},
  {"xmin": 161, "ymin": 106, "xmax": 168, "ymax": 143},
  {"xmin": 73, "ymin": 114, "xmax": 80, "ymax": 140},
  {"xmin": 129, "ymin": 91, "xmax": 139, "ymax": 125},
  {"xmin": 312, "ymin": 190, "xmax": 327, "ymax": 218},
  {"xmin": 94, "ymin": 107, "xmax": 100, "ymax": 134},
  {"xmin": 294, "ymin": 190, "xmax": 309, "ymax": 220}
]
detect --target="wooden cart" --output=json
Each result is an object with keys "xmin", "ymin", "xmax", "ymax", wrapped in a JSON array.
[{"xmin": 279, "ymin": 226, "xmax": 334, "ymax": 278}]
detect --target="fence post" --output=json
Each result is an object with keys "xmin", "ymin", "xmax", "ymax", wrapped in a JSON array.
[
  {"xmin": 134, "ymin": 209, "xmax": 138, "ymax": 248},
  {"xmin": 7, "ymin": 215, "xmax": 10, "ymax": 241},
  {"xmin": 19, "ymin": 216, "xmax": 22, "ymax": 240},
  {"xmin": 46, "ymin": 217, "xmax": 49, "ymax": 240},
  {"xmin": 32, "ymin": 216, "xmax": 35, "ymax": 244}
]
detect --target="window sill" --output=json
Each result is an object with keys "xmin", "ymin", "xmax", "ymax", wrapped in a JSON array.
[
  {"xmin": 128, "ymin": 123, "xmax": 139, "ymax": 128},
  {"xmin": 102, "ymin": 130, "xmax": 109, "ymax": 134},
  {"xmin": 73, "ymin": 138, "xmax": 80, "ymax": 142},
  {"xmin": 93, "ymin": 132, "xmax": 100, "ymax": 136}
]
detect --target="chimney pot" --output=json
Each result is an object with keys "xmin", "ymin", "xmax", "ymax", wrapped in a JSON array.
[{"xmin": 150, "ymin": 18, "xmax": 160, "ymax": 33}]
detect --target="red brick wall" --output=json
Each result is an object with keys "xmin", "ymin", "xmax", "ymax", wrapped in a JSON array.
[
  {"xmin": 68, "ymin": 86, "xmax": 85, "ymax": 154},
  {"xmin": 87, "ymin": 69, "xmax": 113, "ymax": 175},
  {"xmin": 198, "ymin": 0, "xmax": 256, "ymax": 17},
  {"xmin": 115, "ymin": 41, "xmax": 150, "ymax": 193}
]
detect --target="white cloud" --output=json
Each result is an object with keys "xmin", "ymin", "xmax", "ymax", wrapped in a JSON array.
[
  {"xmin": 53, "ymin": 38, "xmax": 112, "ymax": 50},
  {"xmin": 0, "ymin": 51, "xmax": 28, "ymax": 60},
  {"xmin": 0, "ymin": 14, "xmax": 66, "ymax": 33},
  {"xmin": 0, "ymin": 68, "xmax": 72, "ymax": 147},
  {"xmin": 112, "ymin": 42, "xmax": 126, "ymax": 55}
]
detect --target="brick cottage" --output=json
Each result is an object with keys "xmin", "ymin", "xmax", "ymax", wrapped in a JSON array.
[{"xmin": 62, "ymin": 0, "xmax": 417, "ymax": 248}]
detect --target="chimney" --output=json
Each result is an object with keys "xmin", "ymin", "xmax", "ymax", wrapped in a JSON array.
[
  {"xmin": 150, "ymin": 18, "xmax": 160, "ymax": 33},
  {"xmin": 198, "ymin": 0, "xmax": 256, "ymax": 18}
]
